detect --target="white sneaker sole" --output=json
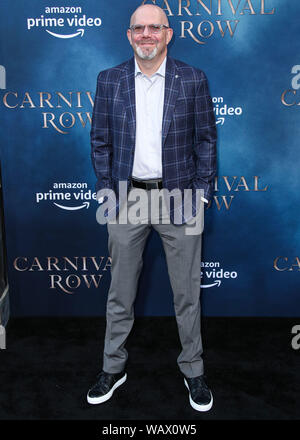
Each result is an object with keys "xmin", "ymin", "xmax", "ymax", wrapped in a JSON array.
[
  {"xmin": 184, "ymin": 378, "xmax": 213, "ymax": 412},
  {"xmin": 87, "ymin": 373, "xmax": 127, "ymax": 405}
]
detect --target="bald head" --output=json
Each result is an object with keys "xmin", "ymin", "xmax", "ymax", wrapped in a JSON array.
[
  {"xmin": 127, "ymin": 3, "xmax": 173, "ymax": 67},
  {"xmin": 130, "ymin": 4, "xmax": 169, "ymax": 27}
]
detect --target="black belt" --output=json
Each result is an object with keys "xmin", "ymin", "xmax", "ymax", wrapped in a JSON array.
[{"xmin": 131, "ymin": 178, "xmax": 163, "ymax": 190}]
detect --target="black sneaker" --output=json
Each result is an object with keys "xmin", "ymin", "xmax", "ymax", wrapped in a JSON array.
[
  {"xmin": 184, "ymin": 375, "xmax": 213, "ymax": 412},
  {"xmin": 87, "ymin": 370, "xmax": 127, "ymax": 405}
]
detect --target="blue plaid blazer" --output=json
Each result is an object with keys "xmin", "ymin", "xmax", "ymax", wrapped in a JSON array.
[{"xmin": 91, "ymin": 55, "xmax": 217, "ymax": 221}]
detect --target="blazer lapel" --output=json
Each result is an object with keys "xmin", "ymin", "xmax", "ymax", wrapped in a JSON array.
[
  {"xmin": 162, "ymin": 56, "xmax": 180, "ymax": 146},
  {"xmin": 120, "ymin": 56, "xmax": 180, "ymax": 147},
  {"xmin": 120, "ymin": 57, "xmax": 136, "ymax": 144}
]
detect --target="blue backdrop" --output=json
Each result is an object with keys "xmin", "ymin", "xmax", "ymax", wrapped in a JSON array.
[{"xmin": 0, "ymin": 0, "xmax": 299, "ymax": 316}]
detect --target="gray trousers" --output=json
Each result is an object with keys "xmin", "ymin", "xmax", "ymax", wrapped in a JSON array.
[{"xmin": 103, "ymin": 188, "xmax": 204, "ymax": 378}]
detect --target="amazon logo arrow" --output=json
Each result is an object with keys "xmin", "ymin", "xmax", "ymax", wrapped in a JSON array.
[
  {"xmin": 53, "ymin": 201, "xmax": 90, "ymax": 210},
  {"xmin": 46, "ymin": 28, "xmax": 85, "ymax": 39},
  {"xmin": 201, "ymin": 280, "xmax": 221, "ymax": 288}
]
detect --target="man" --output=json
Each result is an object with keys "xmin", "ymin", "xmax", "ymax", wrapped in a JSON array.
[{"xmin": 88, "ymin": 4, "xmax": 217, "ymax": 412}]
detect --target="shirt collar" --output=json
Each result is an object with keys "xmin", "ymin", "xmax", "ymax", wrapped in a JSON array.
[{"xmin": 134, "ymin": 56, "xmax": 167, "ymax": 78}]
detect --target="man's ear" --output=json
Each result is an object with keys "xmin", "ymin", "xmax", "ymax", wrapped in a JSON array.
[
  {"xmin": 166, "ymin": 28, "xmax": 173, "ymax": 45},
  {"xmin": 127, "ymin": 29, "xmax": 132, "ymax": 46}
]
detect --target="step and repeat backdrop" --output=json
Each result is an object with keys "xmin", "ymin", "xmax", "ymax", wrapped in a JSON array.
[{"xmin": 0, "ymin": 0, "xmax": 299, "ymax": 316}]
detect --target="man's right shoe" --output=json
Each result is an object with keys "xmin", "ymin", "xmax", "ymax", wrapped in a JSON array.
[
  {"xmin": 184, "ymin": 374, "xmax": 213, "ymax": 412},
  {"xmin": 87, "ymin": 370, "xmax": 127, "ymax": 405}
]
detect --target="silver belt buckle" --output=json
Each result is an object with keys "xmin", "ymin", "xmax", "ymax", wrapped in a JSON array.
[
  {"xmin": 147, "ymin": 181, "xmax": 161, "ymax": 190},
  {"xmin": 146, "ymin": 181, "xmax": 155, "ymax": 190}
]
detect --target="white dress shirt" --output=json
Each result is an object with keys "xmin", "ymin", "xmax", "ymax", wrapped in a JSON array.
[{"xmin": 132, "ymin": 57, "xmax": 166, "ymax": 179}]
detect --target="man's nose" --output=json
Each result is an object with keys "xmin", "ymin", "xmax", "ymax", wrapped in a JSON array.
[{"xmin": 142, "ymin": 25, "xmax": 150, "ymax": 37}]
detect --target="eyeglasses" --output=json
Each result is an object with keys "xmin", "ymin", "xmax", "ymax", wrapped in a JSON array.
[{"xmin": 130, "ymin": 24, "xmax": 169, "ymax": 34}]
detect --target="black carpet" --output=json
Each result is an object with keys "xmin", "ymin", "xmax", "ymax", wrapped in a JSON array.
[{"xmin": 0, "ymin": 317, "xmax": 299, "ymax": 421}]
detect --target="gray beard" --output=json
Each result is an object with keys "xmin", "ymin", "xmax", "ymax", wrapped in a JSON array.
[{"xmin": 135, "ymin": 45, "xmax": 158, "ymax": 60}]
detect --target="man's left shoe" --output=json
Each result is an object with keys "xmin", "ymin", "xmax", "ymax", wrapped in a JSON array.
[
  {"xmin": 184, "ymin": 375, "xmax": 213, "ymax": 412},
  {"xmin": 87, "ymin": 370, "xmax": 127, "ymax": 405}
]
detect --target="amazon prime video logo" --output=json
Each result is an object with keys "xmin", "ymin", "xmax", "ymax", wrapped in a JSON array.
[
  {"xmin": 201, "ymin": 260, "xmax": 238, "ymax": 289},
  {"xmin": 213, "ymin": 96, "xmax": 242, "ymax": 126},
  {"xmin": 35, "ymin": 182, "xmax": 96, "ymax": 210},
  {"xmin": 0, "ymin": 325, "xmax": 6, "ymax": 349},
  {"xmin": 0, "ymin": 65, "xmax": 6, "ymax": 89},
  {"xmin": 26, "ymin": 6, "xmax": 102, "ymax": 39}
]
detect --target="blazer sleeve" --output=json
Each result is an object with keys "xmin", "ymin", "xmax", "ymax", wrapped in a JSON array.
[
  {"xmin": 193, "ymin": 71, "xmax": 217, "ymax": 202},
  {"xmin": 90, "ymin": 71, "xmax": 113, "ymax": 193}
]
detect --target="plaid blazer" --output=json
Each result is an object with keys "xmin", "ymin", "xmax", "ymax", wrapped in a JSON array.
[{"xmin": 91, "ymin": 56, "xmax": 217, "ymax": 222}]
